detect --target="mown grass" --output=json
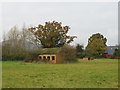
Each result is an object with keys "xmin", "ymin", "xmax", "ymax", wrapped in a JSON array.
[{"xmin": 2, "ymin": 59, "xmax": 118, "ymax": 88}]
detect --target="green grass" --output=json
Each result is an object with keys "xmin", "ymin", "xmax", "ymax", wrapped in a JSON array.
[{"xmin": 2, "ymin": 59, "xmax": 118, "ymax": 88}]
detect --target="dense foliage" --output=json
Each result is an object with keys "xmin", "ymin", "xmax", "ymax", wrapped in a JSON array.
[
  {"xmin": 59, "ymin": 44, "xmax": 77, "ymax": 62},
  {"xmin": 2, "ymin": 26, "xmax": 36, "ymax": 61},
  {"xmin": 76, "ymin": 44, "xmax": 85, "ymax": 58},
  {"xmin": 86, "ymin": 33, "xmax": 107, "ymax": 57},
  {"xmin": 29, "ymin": 21, "xmax": 77, "ymax": 48},
  {"xmin": 114, "ymin": 48, "xmax": 120, "ymax": 56},
  {"xmin": 2, "ymin": 23, "xmax": 77, "ymax": 61},
  {"xmin": 2, "ymin": 26, "xmax": 24, "ymax": 60}
]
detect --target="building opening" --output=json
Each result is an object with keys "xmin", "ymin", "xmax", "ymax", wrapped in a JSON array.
[
  {"xmin": 47, "ymin": 56, "xmax": 50, "ymax": 61},
  {"xmin": 39, "ymin": 56, "xmax": 42, "ymax": 60},
  {"xmin": 52, "ymin": 56, "xmax": 55, "ymax": 60},
  {"xmin": 43, "ymin": 56, "xmax": 46, "ymax": 60}
]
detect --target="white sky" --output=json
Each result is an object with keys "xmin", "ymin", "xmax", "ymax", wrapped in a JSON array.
[{"xmin": 0, "ymin": 1, "xmax": 119, "ymax": 47}]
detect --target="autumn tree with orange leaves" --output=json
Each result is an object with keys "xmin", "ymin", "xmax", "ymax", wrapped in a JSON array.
[{"xmin": 29, "ymin": 21, "xmax": 77, "ymax": 48}]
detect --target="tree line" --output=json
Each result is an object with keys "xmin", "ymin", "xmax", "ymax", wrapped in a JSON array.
[{"xmin": 2, "ymin": 21, "xmax": 119, "ymax": 61}]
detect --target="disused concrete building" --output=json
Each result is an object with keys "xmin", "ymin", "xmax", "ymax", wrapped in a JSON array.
[
  {"xmin": 38, "ymin": 48, "xmax": 65, "ymax": 64},
  {"xmin": 38, "ymin": 54, "xmax": 65, "ymax": 64}
]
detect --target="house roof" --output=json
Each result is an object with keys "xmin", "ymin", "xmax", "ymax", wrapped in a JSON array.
[{"xmin": 105, "ymin": 46, "xmax": 120, "ymax": 55}]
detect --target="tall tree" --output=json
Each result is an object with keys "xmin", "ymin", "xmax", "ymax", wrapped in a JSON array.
[
  {"xmin": 2, "ymin": 25, "xmax": 31, "ymax": 60},
  {"xmin": 86, "ymin": 33, "xmax": 107, "ymax": 57},
  {"xmin": 76, "ymin": 44, "xmax": 85, "ymax": 58},
  {"xmin": 29, "ymin": 21, "xmax": 77, "ymax": 48},
  {"xmin": 76, "ymin": 44, "xmax": 84, "ymax": 52}
]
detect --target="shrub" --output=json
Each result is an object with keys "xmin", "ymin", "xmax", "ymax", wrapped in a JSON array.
[
  {"xmin": 2, "ymin": 53, "xmax": 26, "ymax": 61},
  {"xmin": 76, "ymin": 44, "xmax": 85, "ymax": 58},
  {"xmin": 59, "ymin": 44, "xmax": 77, "ymax": 62},
  {"xmin": 76, "ymin": 52, "xmax": 86, "ymax": 58},
  {"xmin": 25, "ymin": 50, "xmax": 41, "ymax": 61},
  {"xmin": 114, "ymin": 49, "xmax": 120, "ymax": 56}
]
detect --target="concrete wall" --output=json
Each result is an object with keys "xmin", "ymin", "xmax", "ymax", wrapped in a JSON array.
[
  {"xmin": 56, "ymin": 54, "xmax": 65, "ymax": 63},
  {"xmin": 38, "ymin": 54, "xmax": 65, "ymax": 63},
  {"xmin": 38, "ymin": 54, "xmax": 56, "ymax": 63}
]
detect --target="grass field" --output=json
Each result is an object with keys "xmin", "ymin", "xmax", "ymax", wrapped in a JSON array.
[{"xmin": 2, "ymin": 59, "xmax": 118, "ymax": 88}]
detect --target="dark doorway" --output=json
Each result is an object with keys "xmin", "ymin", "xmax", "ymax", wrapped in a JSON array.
[
  {"xmin": 43, "ymin": 56, "xmax": 46, "ymax": 60},
  {"xmin": 39, "ymin": 56, "xmax": 42, "ymax": 60},
  {"xmin": 47, "ymin": 56, "xmax": 50, "ymax": 61},
  {"xmin": 52, "ymin": 56, "xmax": 55, "ymax": 60}
]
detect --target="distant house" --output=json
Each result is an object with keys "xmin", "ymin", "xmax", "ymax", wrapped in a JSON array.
[
  {"xmin": 104, "ymin": 46, "xmax": 119, "ymax": 55},
  {"xmin": 103, "ymin": 46, "xmax": 120, "ymax": 59}
]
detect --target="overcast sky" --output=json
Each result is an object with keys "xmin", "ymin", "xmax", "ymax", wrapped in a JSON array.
[{"xmin": 0, "ymin": 2, "xmax": 118, "ymax": 46}]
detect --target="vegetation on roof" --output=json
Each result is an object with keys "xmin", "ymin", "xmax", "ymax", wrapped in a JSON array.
[{"xmin": 38, "ymin": 48, "xmax": 61, "ymax": 54}]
